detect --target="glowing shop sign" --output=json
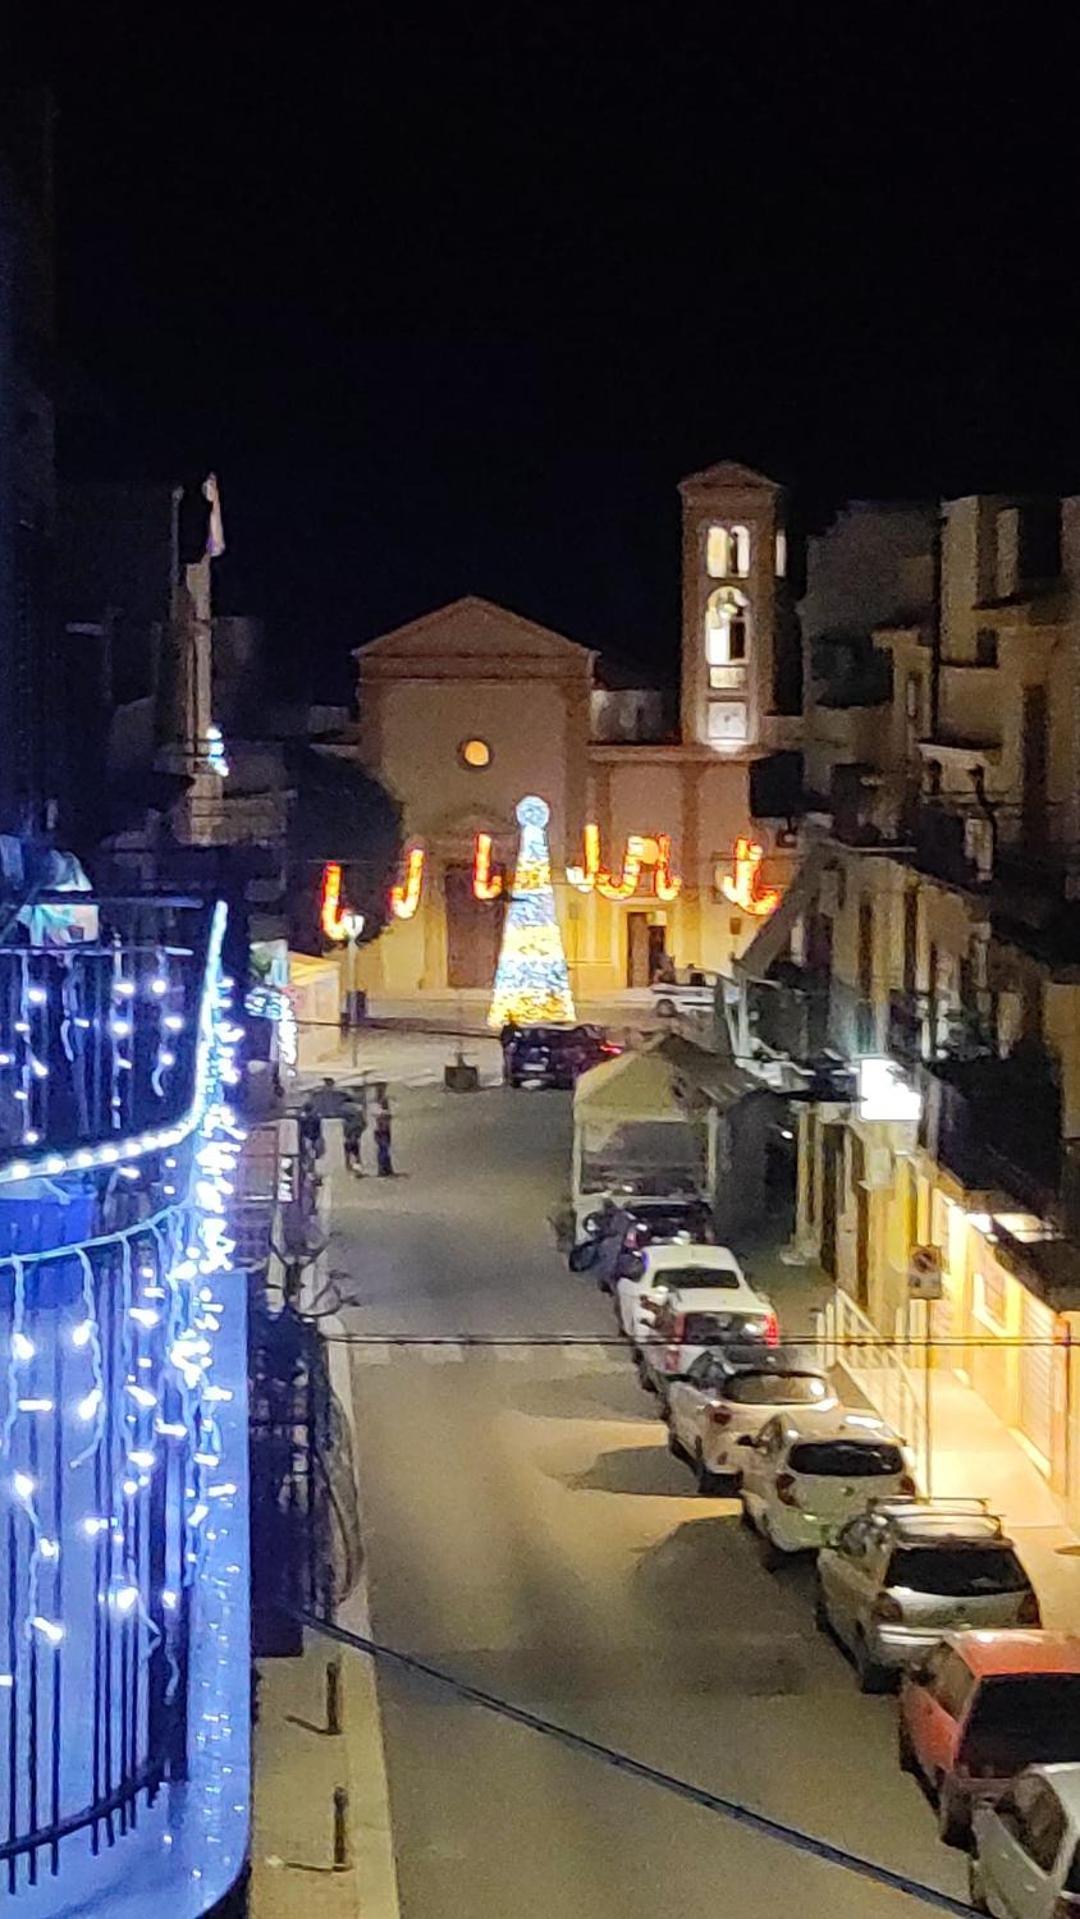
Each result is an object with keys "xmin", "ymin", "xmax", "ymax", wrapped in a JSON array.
[
  {"xmin": 389, "ymin": 846, "xmax": 425, "ymax": 921},
  {"xmin": 857, "ymin": 1056, "xmax": 921, "ymax": 1124},
  {"xmin": 720, "ymin": 836, "xmax": 782, "ymax": 916},
  {"xmin": 566, "ymin": 826, "xmax": 682, "ymax": 900},
  {"xmin": 473, "ymin": 832, "xmax": 503, "ymax": 901}
]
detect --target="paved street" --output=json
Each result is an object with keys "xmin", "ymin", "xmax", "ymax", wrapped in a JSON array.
[{"xmin": 328, "ymin": 1086, "xmax": 969, "ymax": 1918}]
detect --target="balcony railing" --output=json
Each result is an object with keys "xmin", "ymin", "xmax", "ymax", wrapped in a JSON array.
[
  {"xmin": 920, "ymin": 1052, "xmax": 1063, "ymax": 1218},
  {"xmin": 0, "ymin": 895, "xmax": 250, "ymax": 1912}
]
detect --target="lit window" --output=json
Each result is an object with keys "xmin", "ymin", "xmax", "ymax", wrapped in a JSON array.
[
  {"xmin": 706, "ymin": 701, "xmax": 748, "ymax": 745},
  {"xmin": 705, "ymin": 587, "xmax": 749, "ymax": 665},
  {"xmin": 459, "ymin": 738, "xmax": 492, "ymax": 769},
  {"xmin": 706, "ymin": 525, "xmax": 751, "ymax": 579},
  {"xmin": 775, "ymin": 529, "xmax": 787, "ymax": 578}
]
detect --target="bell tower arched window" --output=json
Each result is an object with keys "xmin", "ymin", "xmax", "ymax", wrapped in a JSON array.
[
  {"xmin": 706, "ymin": 524, "xmax": 750, "ymax": 579},
  {"xmin": 705, "ymin": 586, "xmax": 749, "ymax": 665}
]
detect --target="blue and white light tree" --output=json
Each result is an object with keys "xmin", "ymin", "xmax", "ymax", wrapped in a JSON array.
[{"xmin": 488, "ymin": 795, "xmax": 576, "ymax": 1028}]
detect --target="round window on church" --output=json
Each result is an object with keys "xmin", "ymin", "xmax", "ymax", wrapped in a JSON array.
[{"xmin": 459, "ymin": 738, "xmax": 492, "ymax": 769}]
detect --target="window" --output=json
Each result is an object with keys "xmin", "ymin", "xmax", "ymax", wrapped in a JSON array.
[
  {"xmin": 706, "ymin": 525, "xmax": 750, "ymax": 579},
  {"xmin": 788, "ymin": 1440, "xmax": 905, "ymax": 1478},
  {"xmin": 975, "ymin": 627, "xmax": 999, "ymax": 668},
  {"xmin": 886, "ymin": 1546, "xmax": 1030, "ymax": 1596},
  {"xmin": 705, "ymin": 587, "xmax": 750, "ymax": 665},
  {"xmin": 459, "ymin": 737, "xmax": 492, "ymax": 769},
  {"xmin": 658, "ymin": 1267, "xmax": 741, "ymax": 1291},
  {"xmin": 974, "ymin": 1264, "xmax": 1008, "ymax": 1333},
  {"xmin": 965, "ymin": 1676, "xmax": 1080, "ymax": 1769},
  {"xmin": 726, "ymin": 1372, "xmax": 829, "ymax": 1406}
]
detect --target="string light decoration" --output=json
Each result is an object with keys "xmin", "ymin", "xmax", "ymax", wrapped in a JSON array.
[
  {"xmin": 566, "ymin": 825, "xmax": 682, "ymax": 900},
  {"xmin": 654, "ymin": 833, "xmax": 683, "ymax": 902},
  {"xmin": 566, "ymin": 822, "xmax": 601, "ymax": 893},
  {"xmin": 720, "ymin": 835, "xmax": 783, "ymax": 916},
  {"xmin": 472, "ymin": 832, "xmax": 503, "ymax": 902},
  {"xmin": 320, "ymin": 862, "xmax": 360, "ymax": 942},
  {"xmin": 389, "ymin": 846, "xmax": 425, "ymax": 921},
  {"xmin": 244, "ymin": 983, "xmax": 298, "ymax": 1073},
  {"xmin": 0, "ymin": 899, "xmax": 247, "ymax": 1880},
  {"xmin": 488, "ymin": 796, "xmax": 576, "ymax": 1029}
]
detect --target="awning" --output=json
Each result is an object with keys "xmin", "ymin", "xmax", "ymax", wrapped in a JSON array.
[
  {"xmin": 732, "ymin": 838, "xmax": 829, "ymax": 983},
  {"xmin": 573, "ymin": 1034, "xmax": 760, "ymax": 1125}
]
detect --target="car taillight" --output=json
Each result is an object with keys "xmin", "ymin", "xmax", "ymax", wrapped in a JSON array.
[
  {"xmin": 898, "ymin": 1473, "xmax": 917, "ymax": 1496},
  {"xmin": 763, "ymin": 1311, "xmax": 779, "ymax": 1347},
  {"xmin": 1018, "ymin": 1591, "xmax": 1042, "ymax": 1625},
  {"xmin": 775, "ymin": 1471, "xmax": 797, "ymax": 1506},
  {"xmin": 872, "ymin": 1594, "xmax": 903, "ymax": 1623},
  {"xmin": 600, "ymin": 1042, "xmax": 621, "ymax": 1055},
  {"xmin": 709, "ymin": 1404, "xmax": 733, "ymax": 1427}
]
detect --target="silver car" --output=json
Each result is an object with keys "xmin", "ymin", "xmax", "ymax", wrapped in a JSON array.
[{"xmin": 815, "ymin": 1499, "xmax": 1040, "ymax": 1693}]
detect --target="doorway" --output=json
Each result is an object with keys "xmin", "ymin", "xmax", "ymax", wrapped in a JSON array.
[
  {"xmin": 627, "ymin": 914, "xmax": 666, "ymax": 988},
  {"xmin": 445, "ymin": 865, "xmax": 503, "ymax": 989}
]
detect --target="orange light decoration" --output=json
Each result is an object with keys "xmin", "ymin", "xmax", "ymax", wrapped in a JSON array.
[
  {"xmin": 654, "ymin": 834, "xmax": 683, "ymax": 902},
  {"xmin": 320, "ymin": 862, "xmax": 352, "ymax": 941},
  {"xmin": 597, "ymin": 833, "xmax": 646, "ymax": 900},
  {"xmin": 566, "ymin": 822, "xmax": 601, "ymax": 893},
  {"xmin": 720, "ymin": 835, "xmax": 782, "ymax": 916},
  {"xmin": 390, "ymin": 845, "xmax": 425, "ymax": 920},
  {"xmin": 472, "ymin": 832, "xmax": 503, "ymax": 901}
]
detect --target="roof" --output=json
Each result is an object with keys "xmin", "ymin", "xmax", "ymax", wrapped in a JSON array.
[
  {"xmin": 642, "ymin": 1244, "xmax": 742, "ymax": 1275},
  {"xmin": 354, "ymin": 595, "xmax": 593, "ymax": 665},
  {"xmin": 573, "ymin": 1034, "xmax": 760, "ymax": 1124},
  {"xmin": 948, "ymin": 1631, "xmax": 1080, "ymax": 1678},
  {"xmin": 678, "ymin": 460, "xmax": 782, "ymax": 496}
]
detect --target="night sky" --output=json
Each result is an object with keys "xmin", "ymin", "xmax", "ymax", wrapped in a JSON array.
[{"xmin": 31, "ymin": 10, "xmax": 1080, "ymax": 698}]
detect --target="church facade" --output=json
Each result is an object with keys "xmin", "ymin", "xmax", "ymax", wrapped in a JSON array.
[{"xmin": 350, "ymin": 462, "xmax": 803, "ymax": 1004}]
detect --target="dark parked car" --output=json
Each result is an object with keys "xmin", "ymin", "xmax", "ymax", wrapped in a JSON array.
[
  {"xmin": 505, "ymin": 1025, "xmax": 619, "ymax": 1089},
  {"xmin": 569, "ymin": 1196, "xmax": 717, "ymax": 1291}
]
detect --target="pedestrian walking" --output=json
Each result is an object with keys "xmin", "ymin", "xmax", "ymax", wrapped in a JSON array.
[
  {"xmin": 342, "ymin": 1092, "xmax": 367, "ymax": 1176},
  {"xmin": 372, "ymin": 1082, "xmax": 395, "ymax": 1177}
]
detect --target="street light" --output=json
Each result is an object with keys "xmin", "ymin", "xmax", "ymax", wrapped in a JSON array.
[{"xmin": 341, "ymin": 910, "xmax": 365, "ymax": 1069}]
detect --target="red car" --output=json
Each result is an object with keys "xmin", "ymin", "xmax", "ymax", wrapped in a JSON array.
[{"xmin": 898, "ymin": 1630, "xmax": 1080, "ymax": 1847}]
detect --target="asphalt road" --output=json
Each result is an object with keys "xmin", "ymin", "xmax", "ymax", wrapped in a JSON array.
[{"xmin": 329, "ymin": 1087, "xmax": 970, "ymax": 1918}]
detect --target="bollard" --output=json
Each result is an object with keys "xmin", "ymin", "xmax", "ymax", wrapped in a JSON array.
[
  {"xmin": 325, "ymin": 1655, "xmax": 343, "ymax": 1735},
  {"xmin": 332, "ymin": 1786, "xmax": 350, "ymax": 1871}
]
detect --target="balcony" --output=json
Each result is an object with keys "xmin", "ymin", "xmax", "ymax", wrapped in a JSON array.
[
  {"xmin": 920, "ymin": 1050, "xmax": 1063, "ymax": 1219},
  {"xmin": 0, "ymin": 893, "xmax": 250, "ymax": 1913},
  {"xmin": 749, "ymin": 961, "xmax": 829, "ymax": 1062}
]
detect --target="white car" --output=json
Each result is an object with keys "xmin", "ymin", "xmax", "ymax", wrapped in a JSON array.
[
  {"xmin": 636, "ymin": 1277, "xmax": 780, "ymax": 1401},
  {"xmin": 615, "ymin": 1243, "xmax": 748, "ymax": 1346},
  {"xmin": 667, "ymin": 1345, "xmax": 836, "ymax": 1494},
  {"xmin": 971, "ymin": 1764, "xmax": 1080, "ymax": 1918},
  {"xmin": 739, "ymin": 1409, "xmax": 915, "ymax": 1568},
  {"xmin": 651, "ymin": 971, "xmax": 721, "ymax": 1018}
]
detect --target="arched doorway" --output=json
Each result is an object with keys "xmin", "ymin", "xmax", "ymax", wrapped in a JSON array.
[{"xmin": 445, "ymin": 865, "xmax": 504, "ymax": 988}]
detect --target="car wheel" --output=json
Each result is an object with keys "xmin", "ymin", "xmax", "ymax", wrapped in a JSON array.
[
  {"xmin": 967, "ymin": 1858, "xmax": 989, "ymax": 1914},
  {"xmin": 759, "ymin": 1529, "xmax": 786, "ymax": 1572},
  {"xmin": 897, "ymin": 1716, "xmax": 917, "ymax": 1776},
  {"xmin": 695, "ymin": 1451, "xmax": 722, "ymax": 1497},
  {"xmin": 854, "ymin": 1632, "xmax": 892, "ymax": 1695},
  {"xmin": 937, "ymin": 1778, "xmax": 970, "ymax": 1850}
]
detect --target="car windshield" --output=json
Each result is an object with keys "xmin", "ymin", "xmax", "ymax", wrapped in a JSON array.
[
  {"xmin": 789, "ymin": 1440, "xmax": 903, "ymax": 1478},
  {"xmin": 634, "ymin": 1208, "xmax": 715, "ymax": 1243},
  {"xmin": 965, "ymin": 1675, "xmax": 1080, "ymax": 1770},
  {"xmin": 727, "ymin": 1373, "xmax": 829, "ymax": 1406},
  {"xmin": 887, "ymin": 1546, "xmax": 1030, "ymax": 1596},
  {"xmin": 660, "ymin": 1267, "xmax": 740, "ymax": 1290},
  {"xmin": 681, "ymin": 1311, "xmax": 768, "ymax": 1345}
]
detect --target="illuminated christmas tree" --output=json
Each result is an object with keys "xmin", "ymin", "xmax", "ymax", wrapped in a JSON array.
[{"xmin": 488, "ymin": 795, "xmax": 576, "ymax": 1028}]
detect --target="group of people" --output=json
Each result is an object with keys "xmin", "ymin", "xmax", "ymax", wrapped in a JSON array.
[{"xmin": 298, "ymin": 1076, "xmax": 396, "ymax": 1179}]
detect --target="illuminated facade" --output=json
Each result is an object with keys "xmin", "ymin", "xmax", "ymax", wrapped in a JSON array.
[{"xmin": 348, "ymin": 462, "xmax": 802, "ymax": 1002}]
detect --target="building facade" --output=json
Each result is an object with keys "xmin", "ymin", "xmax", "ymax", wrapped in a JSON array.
[{"xmin": 352, "ymin": 462, "xmax": 803, "ymax": 1003}]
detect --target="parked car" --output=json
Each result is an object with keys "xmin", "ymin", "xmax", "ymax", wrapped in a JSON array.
[
  {"xmin": 651, "ymin": 970, "xmax": 722, "ymax": 1018},
  {"xmin": 970, "ymin": 1763, "xmax": 1080, "ymax": 1916},
  {"xmin": 636, "ymin": 1274, "xmax": 779, "ymax": 1402},
  {"xmin": 739, "ymin": 1410, "xmax": 914, "ymax": 1569},
  {"xmin": 568, "ymin": 1197, "xmax": 717, "ymax": 1291},
  {"xmin": 615, "ymin": 1243, "xmax": 751, "ymax": 1345},
  {"xmin": 816, "ymin": 1499, "xmax": 1040, "ymax": 1694},
  {"xmin": 506, "ymin": 1024, "xmax": 620, "ymax": 1088},
  {"xmin": 898, "ymin": 1632, "xmax": 1080, "ymax": 1848},
  {"xmin": 667, "ymin": 1344, "xmax": 836, "ymax": 1494},
  {"xmin": 571, "ymin": 1171, "xmax": 704, "ymax": 1241}
]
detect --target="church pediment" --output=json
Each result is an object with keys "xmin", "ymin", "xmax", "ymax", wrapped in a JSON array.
[
  {"xmin": 678, "ymin": 460, "xmax": 781, "ymax": 496},
  {"xmin": 356, "ymin": 595, "xmax": 593, "ymax": 668}
]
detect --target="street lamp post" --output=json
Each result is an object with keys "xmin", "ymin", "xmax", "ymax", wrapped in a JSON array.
[{"xmin": 341, "ymin": 911, "xmax": 365, "ymax": 1069}]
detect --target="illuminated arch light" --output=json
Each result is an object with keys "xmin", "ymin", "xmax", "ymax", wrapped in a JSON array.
[
  {"xmin": 567, "ymin": 826, "xmax": 682, "ymax": 901},
  {"xmin": 720, "ymin": 836, "xmax": 783, "ymax": 916},
  {"xmin": 654, "ymin": 834, "xmax": 682, "ymax": 902},
  {"xmin": 389, "ymin": 846, "xmax": 425, "ymax": 921},
  {"xmin": 472, "ymin": 833, "xmax": 503, "ymax": 902},
  {"xmin": 320, "ymin": 863, "xmax": 365, "ymax": 942}
]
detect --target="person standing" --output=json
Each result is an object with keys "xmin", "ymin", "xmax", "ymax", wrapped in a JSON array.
[
  {"xmin": 499, "ymin": 1016, "xmax": 520, "ymax": 1084},
  {"xmin": 342, "ymin": 1092, "xmax": 367, "ymax": 1176},
  {"xmin": 373, "ymin": 1082, "xmax": 395, "ymax": 1177}
]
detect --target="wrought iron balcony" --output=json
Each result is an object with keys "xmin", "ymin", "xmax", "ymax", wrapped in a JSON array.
[
  {"xmin": 920, "ymin": 1049, "xmax": 1063, "ymax": 1220},
  {"xmin": 0, "ymin": 895, "xmax": 250, "ymax": 1913}
]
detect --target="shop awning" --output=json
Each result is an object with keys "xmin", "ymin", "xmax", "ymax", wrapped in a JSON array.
[{"xmin": 573, "ymin": 1034, "xmax": 760, "ymax": 1125}]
